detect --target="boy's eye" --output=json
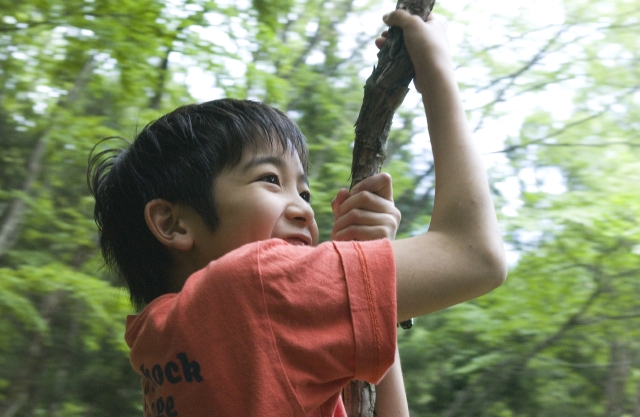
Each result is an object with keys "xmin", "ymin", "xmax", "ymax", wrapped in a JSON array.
[
  {"xmin": 261, "ymin": 174, "xmax": 280, "ymax": 185},
  {"xmin": 300, "ymin": 191, "xmax": 311, "ymax": 203}
]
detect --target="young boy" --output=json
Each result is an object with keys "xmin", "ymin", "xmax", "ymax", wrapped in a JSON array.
[{"xmin": 88, "ymin": 10, "xmax": 506, "ymax": 417}]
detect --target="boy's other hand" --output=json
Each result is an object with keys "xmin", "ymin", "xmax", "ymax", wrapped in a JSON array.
[
  {"xmin": 331, "ymin": 173, "xmax": 401, "ymax": 242},
  {"xmin": 375, "ymin": 11, "xmax": 451, "ymax": 95}
]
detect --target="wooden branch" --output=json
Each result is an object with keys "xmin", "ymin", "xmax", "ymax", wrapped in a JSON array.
[
  {"xmin": 343, "ymin": 379, "xmax": 376, "ymax": 417},
  {"xmin": 0, "ymin": 138, "xmax": 46, "ymax": 258},
  {"xmin": 148, "ymin": 47, "xmax": 171, "ymax": 110},
  {"xmin": 350, "ymin": 0, "xmax": 436, "ymax": 189},
  {"xmin": 344, "ymin": 1, "xmax": 435, "ymax": 416}
]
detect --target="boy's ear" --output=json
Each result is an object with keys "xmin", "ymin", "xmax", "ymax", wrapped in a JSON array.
[{"xmin": 144, "ymin": 199, "xmax": 194, "ymax": 251}]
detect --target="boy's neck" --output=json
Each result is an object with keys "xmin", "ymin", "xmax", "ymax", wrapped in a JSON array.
[{"xmin": 169, "ymin": 253, "xmax": 203, "ymax": 293}]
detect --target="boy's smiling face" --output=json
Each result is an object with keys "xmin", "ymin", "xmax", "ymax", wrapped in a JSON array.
[{"xmin": 192, "ymin": 143, "xmax": 319, "ymax": 263}]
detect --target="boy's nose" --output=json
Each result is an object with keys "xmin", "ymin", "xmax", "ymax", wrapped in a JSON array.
[{"xmin": 285, "ymin": 197, "xmax": 314, "ymax": 226}]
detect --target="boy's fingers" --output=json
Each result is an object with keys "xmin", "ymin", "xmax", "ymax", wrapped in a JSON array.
[
  {"xmin": 333, "ymin": 209, "xmax": 399, "ymax": 233},
  {"xmin": 332, "ymin": 225, "xmax": 393, "ymax": 242},
  {"xmin": 377, "ymin": 29, "xmax": 389, "ymax": 47},
  {"xmin": 332, "ymin": 173, "xmax": 400, "ymax": 242},
  {"xmin": 350, "ymin": 172, "xmax": 393, "ymax": 201},
  {"xmin": 335, "ymin": 192, "xmax": 398, "ymax": 222},
  {"xmin": 382, "ymin": 10, "xmax": 404, "ymax": 26},
  {"xmin": 382, "ymin": 9, "xmax": 422, "ymax": 28},
  {"xmin": 383, "ymin": 10, "xmax": 442, "ymax": 32},
  {"xmin": 331, "ymin": 188, "xmax": 350, "ymax": 219},
  {"xmin": 332, "ymin": 174, "xmax": 399, "ymax": 241},
  {"xmin": 380, "ymin": 11, "xmax": 449, "ymax": 95},
  {"xmin": 332, "ymin": 206, "xmax": 400, "ymax": 240}
]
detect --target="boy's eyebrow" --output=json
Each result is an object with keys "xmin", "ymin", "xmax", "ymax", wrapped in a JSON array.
[
  {"xmin": 241, "ymin": 155, "xmax": 309, "ymax": 184},
  {"xmin": 241, "ymin": 156, "xmax": 284, "ymax": 171}
]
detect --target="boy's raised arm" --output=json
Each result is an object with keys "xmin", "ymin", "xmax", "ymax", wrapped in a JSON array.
[{"xmin": 385, "ymin": 11, "xmax": 507, "ymax": 321}]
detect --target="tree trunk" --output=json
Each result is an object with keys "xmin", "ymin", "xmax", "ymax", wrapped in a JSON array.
[
  {"xmin": 604, "ymin": 340, "xmax": 629, "ymax": 417},
  {"xmin": 0, "ymin": 290, "xmax": 65, "ymax": 417},
  {"xmin": 0, "ymin": 56, "xmax": 95, "ymax": 258},
  {"xmin": 344, "ymin": 1, "xmax": 435, "ymax": 416},
  {"xmin": 148, "ymin": 47, "xmax": 171, "ymax": 110},
  {"xmin": 633, "ymin": 348, "xmax": 640, "ymax": 417}
]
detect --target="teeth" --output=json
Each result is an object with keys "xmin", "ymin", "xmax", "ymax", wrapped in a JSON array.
[{"xmin": 285, "ymin": 238, "xmax": 306, "ymax": 246}]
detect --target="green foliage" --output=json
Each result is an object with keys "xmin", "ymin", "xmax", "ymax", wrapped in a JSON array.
[
  {"xmin": 395, "ymin": 0, "xmax": 640, "ymax": 415},
  {"xmin": 0, "ymin": 264, "xmax": 136, "ymax": 415}
]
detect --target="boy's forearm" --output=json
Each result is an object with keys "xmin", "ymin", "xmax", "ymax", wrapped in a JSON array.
[
  {"xmin": 392, "ymin": 65, "xmax": 505, "ymax": 318},
  {"xmin": 388, "ymin": 11, "xmax": 506, "ymax": 320},
  {"xmin": 374, "ymin": 348, "xmax": 409, "ymax": 417},
  {"xmin": 422, "ymin": 64, "xmax": 499, "ymax": 245}
]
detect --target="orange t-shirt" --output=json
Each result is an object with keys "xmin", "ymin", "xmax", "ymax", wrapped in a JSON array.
[{"xmin": 125, "ymin": 238, "xmax": 397, "ymax": 417}]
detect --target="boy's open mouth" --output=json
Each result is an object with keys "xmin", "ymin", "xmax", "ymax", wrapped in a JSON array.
[{"xmin": 283, "ymin": 237, "xmax": 310, "ymax": 246}]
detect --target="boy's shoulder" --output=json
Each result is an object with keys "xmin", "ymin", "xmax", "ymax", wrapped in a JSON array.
[
  {"xmin": 196, "ymin": 237, "xmax": 394, "ymax": 270},
  {"xmin": 126, "ymin": 238, "xmax": 395, "ymax": 335}
]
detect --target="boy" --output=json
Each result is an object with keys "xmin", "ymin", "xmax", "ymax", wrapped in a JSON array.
[{"xmin": 88, "ymin": 10, "xmax": 506, "ymax": 417}]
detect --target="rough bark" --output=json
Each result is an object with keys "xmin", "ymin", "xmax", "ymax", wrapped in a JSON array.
[
  {"xmin": 349, "ymin": 0, "xmax": 436, "ymax": 189},
  {"xmin": 344, "ymin": 1, "xmax": 435, "ymax": 416},
  {"xmin": 343, "ymin": 379, "xmax": 376, "ymax": 417}
]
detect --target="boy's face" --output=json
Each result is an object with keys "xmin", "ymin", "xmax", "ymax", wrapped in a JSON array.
[{"xmin": 194, "ymin": 144, "xmax": 319, "ymax": 263}]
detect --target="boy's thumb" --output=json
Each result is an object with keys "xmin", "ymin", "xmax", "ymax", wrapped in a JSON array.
[{"xmin": 382, "ymin": 9, "xmax": 411, "ymax": 28}]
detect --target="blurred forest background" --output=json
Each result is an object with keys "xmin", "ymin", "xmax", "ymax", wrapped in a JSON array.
[{"xmin": 1, "ymin": 0, "xmax": 639, "ymax": 415}]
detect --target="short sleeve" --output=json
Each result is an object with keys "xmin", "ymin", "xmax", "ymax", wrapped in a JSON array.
[
  {"xmin": 333, "ymin": 239, "xmax": 397, "ymax": 380},
  {"xmin": 257, "ymin": 239, "xmax": 396, "ymax": 412}
]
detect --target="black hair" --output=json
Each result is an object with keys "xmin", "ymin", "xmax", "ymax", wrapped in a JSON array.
[{"xmin": 88, "ymin": 99, "xmax": 308, "ymax": 309}]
